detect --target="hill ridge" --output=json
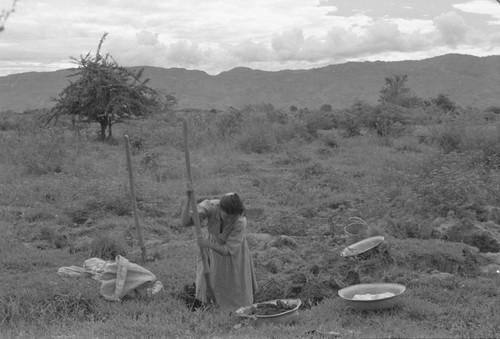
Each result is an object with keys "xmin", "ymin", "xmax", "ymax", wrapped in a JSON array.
[{"xmin": 1, "ymin": 53, "xmax": 499, "ymax": 112}]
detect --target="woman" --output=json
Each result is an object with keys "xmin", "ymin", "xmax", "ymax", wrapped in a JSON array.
[{"xmin": 181, "ymin": 185, "xmax": 258, "ymax": 311}]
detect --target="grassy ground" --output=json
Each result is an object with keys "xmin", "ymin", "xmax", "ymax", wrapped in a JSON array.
[{"xmin": 1, "ymin": 110, "xmax": 500, "ymax": 338}]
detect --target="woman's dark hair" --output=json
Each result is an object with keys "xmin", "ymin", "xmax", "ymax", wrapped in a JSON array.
[{"xmin": 219, "ymin": 193, "xmax": 245, "ymax": 215}]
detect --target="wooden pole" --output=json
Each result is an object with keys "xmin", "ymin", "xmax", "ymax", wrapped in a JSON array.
[
  {"xmin": 124, "ymin": 134, "xmax": 147, "ymax": 264},
  {"xmin": 182, "ymin": 119, "xmax": 216, "ymax": 305}
]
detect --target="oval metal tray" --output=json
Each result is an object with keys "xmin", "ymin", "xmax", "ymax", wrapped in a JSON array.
[{"xmin": 340, "ymin": 235, "xmax": 384, "ymax": 257}]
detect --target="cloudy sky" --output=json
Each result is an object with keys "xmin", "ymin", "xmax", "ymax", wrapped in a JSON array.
[{"xmin": 1, "ymin": 0, "xmax": 500, "ymax": 76}]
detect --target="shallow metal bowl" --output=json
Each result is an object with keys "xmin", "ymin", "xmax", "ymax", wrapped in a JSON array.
[
  {"xmin": 344, "ymin": 222, "xmax": 368, "ymax": 236},
  {"xmin": 235, "ymin": 298, "xmax": 301, "ymax": 325},
  {"xmin": 338, "ymin": 283, "xmax": 406, "ymax": 311}
]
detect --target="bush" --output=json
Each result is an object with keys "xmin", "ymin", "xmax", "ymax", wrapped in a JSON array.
[
  {"xmin": 392, "ymin": 137, "xmax": 423, "ymax": 153},
  {"xmin": 338, "ymin": 115, "xmax": 362, "ymax": 137},
  {"xmin": 433, "ymin": 124, "xmax": 464, "ymax": 154},
  {"xmin": 366, "ymin": 103, "xmax": 410, "ymax": 137},
  {"xmin": 302, "ymin": 110, "xmax": 336, "ymax": 135},
  {"xmin": 140, "ymin": 152, "xmax": 160, "ymax": 170},
  {"xmin": 317, "ymin": 130, "xmax": 339, "ymax": 147},
  {"xmin": 128, "ymin": 135, "xmax": 146, "ymax": 154},
  {"xmin": 237, "ymin": 116, "xmax": 277, "ymax": 153},
  {"xmin": 273, "ymin": 120, "xmax": 310, "ymax": 143},
  {"xmin": 413, "ymin": 152, "xmax": 496, "ymax": 217},
  {"xmin": 214, "ymin": 109, "xmax": 242, "ymax": 139},
  {"xmin": 459, "ymin": 126, "xmax": 500, "ymax": 169}
]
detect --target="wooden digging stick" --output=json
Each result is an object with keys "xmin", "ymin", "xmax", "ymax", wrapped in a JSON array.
[
  {"xmin": 182, "ymin": 119, "xmax": 216, "ymax": 305},
  {"xmin": 124, "ymin": 135, "xmax": 147, "ymax": 264}
]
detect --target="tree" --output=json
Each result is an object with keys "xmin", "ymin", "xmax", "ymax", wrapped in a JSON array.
[
  {"xmin": 0, "ymin": 0, "xmax": 18, "ymax": 32},
  {"xmin": 157, "ymin": 90, "xmax": 178, "ymax": 113},
  {"xmin": 47, "ymin": 33, "xmax": 161, "ymax": 140},
  {"xmin": 379, "ymin": 74, "xmax": 421, "ymax": 108},
  {"xmin": 431, "ymin": 93, "xmax": 456, "ymax": 112}
]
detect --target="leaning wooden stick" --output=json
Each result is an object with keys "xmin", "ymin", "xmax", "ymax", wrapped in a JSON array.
[
  {"xmin": 182, "ymin": 119, "xmax": 216, "ymax": 306},
  {"xmin": 124, "ymin": 134, "xmax": 147, "ymax": 264}
]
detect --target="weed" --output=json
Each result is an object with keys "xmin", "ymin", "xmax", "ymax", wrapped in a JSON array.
[
  {"xmin": 128, "ymin": 135, "xmax": 146, "ymax": 154},
  {"xmin": 140, "ymin": 151, "xmax": 159, "ymax": 170},
  {"xmin": 300, "ymin": 162, "xmax": 326, "ymax": 179},
  {"xmin": 275, "ymin": 150, "xmax": 311, "ymax": 166}
]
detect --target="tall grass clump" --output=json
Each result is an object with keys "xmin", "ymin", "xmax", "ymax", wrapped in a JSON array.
[
  {"xmin": 459, "ymin": 125, "xmax": 500, "ymax": 169},
  {"xmin": 1, "ymin": 278, "xmax": 102, "ymax": 329},
  {"xmin": 431, "ymin": 123, "xmax": 464, "ymax": 154},
  {"xmin": 412, "ymin": 151, "xmax": 499, "ymax": 218},
  {"xmin": 88, "ymin": 231, "xmax": 129, "ymax": 260},
  {"xmin": 4, "ymin": 128, "xmax": 74, "ymax": 175},
  {"xmin": 237, "ymin": 115, "xmax": 277, "ymax": 153}
]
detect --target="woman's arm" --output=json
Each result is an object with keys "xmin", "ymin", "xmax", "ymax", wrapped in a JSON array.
[
  {"xmin": 198, "ymin": 238, "xmax": 229, "ymax": 256},
  {"xmin": 180, "ymin": 182, "xmax": 209, "ymax": 227},
  {"xmin": 197, "ymin": 218, "xmax": 246, "ymax": 256}
]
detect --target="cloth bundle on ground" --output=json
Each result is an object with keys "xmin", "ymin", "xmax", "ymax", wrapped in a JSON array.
[
  {"xmin": 57, "ymin": 255, "xmax": 163, "ymax": 301},
  {"xmin": 57, "ymin": 257, "xmax": 110, "ymax": 280},
  {"xmin": 100, "ymin": 255, "xmax": 161, "ymax": 301}
]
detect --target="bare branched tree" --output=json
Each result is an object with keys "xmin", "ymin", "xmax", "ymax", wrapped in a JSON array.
[
  {"xmin": 46, "ymin": 33, "xmax": 163, "ymax": 141},
  {"xmin": 0, "ymin": 0, "xmax": 19, "ymax": 32}
]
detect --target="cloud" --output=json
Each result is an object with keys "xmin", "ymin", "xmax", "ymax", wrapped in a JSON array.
[
  {"xmin": 1, "ymin": 0, "xmax": 499, "ymax": 77},
  {"xmin": 317, "ymin": 0, "xmax": 337, "ymax": 7},
  {"xmin": 271, "ymin": 28, "xmax": 305, "ymax": 60},
  {"xmin": 222, "ymin": 15, "xmax": 437, "ymax": 67},
  {"xmin": 166, "ymin": 40, "xmax": 206, "ymax": 66},
  {"xmin": 322, "ymin": 19, "xmax": 430, "ymax": 59},
  {"xmin": 229, "ymin": 39, "xmax": 272, "ymax": 62},
  {"xmin": 434, "ymin": 11, "xmax": 467, "ymax": 48},
  {"xmin": 136, "ymin": 30, "xmax": 159, "ymax": 46},
  {"xmin": 492, "ymin": 32, "xmax": 500, "ymax": 44},
  {"xmin": 453, "ymin": 0, "xmax": 500, "ymax": 24}
]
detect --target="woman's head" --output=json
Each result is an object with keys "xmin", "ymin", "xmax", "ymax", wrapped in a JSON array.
[{"xmin": 219, "ymin": 192, "xmax": 245, "ymax": 216}]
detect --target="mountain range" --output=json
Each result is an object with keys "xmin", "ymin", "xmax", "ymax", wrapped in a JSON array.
[{"xmin": 1, "ymin": 53, "xmax": 499, "ymax": 113}]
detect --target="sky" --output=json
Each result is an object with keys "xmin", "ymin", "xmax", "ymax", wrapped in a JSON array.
[{"xmin": 1, "ymin": 0, "xmax": 500, "ymax": 76}]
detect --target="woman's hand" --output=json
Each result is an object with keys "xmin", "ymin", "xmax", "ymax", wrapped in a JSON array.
[{"xmin": 197, "ymin": 238, "xmax": 212, "ymax": 249}]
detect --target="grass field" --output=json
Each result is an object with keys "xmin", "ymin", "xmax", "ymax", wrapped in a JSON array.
[{"xmin": 1, "ymin": 107, "xmax": 500, "ymax": 338}]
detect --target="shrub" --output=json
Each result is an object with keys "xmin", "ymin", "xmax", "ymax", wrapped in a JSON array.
[
  {"xmin": 214, "ymin": 109, "xmax": 242, "ymax": 139},
  {"xmin": 392, "ymin": 136, "xmax": 423, "ymax": 153},
  {"xmin": 433, "ymin": 124, "xmax": 464, "ymax": 154},
  {"xmin": 273, "ymin": 120, "xmax": 310, "ymax": 143},
  {"xmin": 140, "ymin": 151, "xmax": 160, "ymax": 170},
  {"xmin": 386, "ymin": 216, "xmax": 434, "ymax": 239},
  {"xmin": 317, "ymin": 129, "xmax": 339, "ymax": 147},
  {"xmin": 366, "ymin": 103, "xmax": 410, "ymax": 137},
  {"xmin": 237, "ymin": 116, "xmax": 276, "ymax": 153},
  {"xmin": 460, "ymin": 126, "xmax": 500, "ymax": 169},
  {"xmin": 413, "ymin": 152, "xmax": 496, "ymax": 218},
  {"xmin": 302, "ymin": 110, "xmax": 336, "ymax": 135},
  {"xmin": 0, "ymin": 118, "xmax": 20, "ymax": 131},
  {"xmin": 128, "ymin": 135, "xmax": 146, "ymax": 155},
  {"xmin": 338, "ymin": 116, "xmax": 362, "ymax": 137}
]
